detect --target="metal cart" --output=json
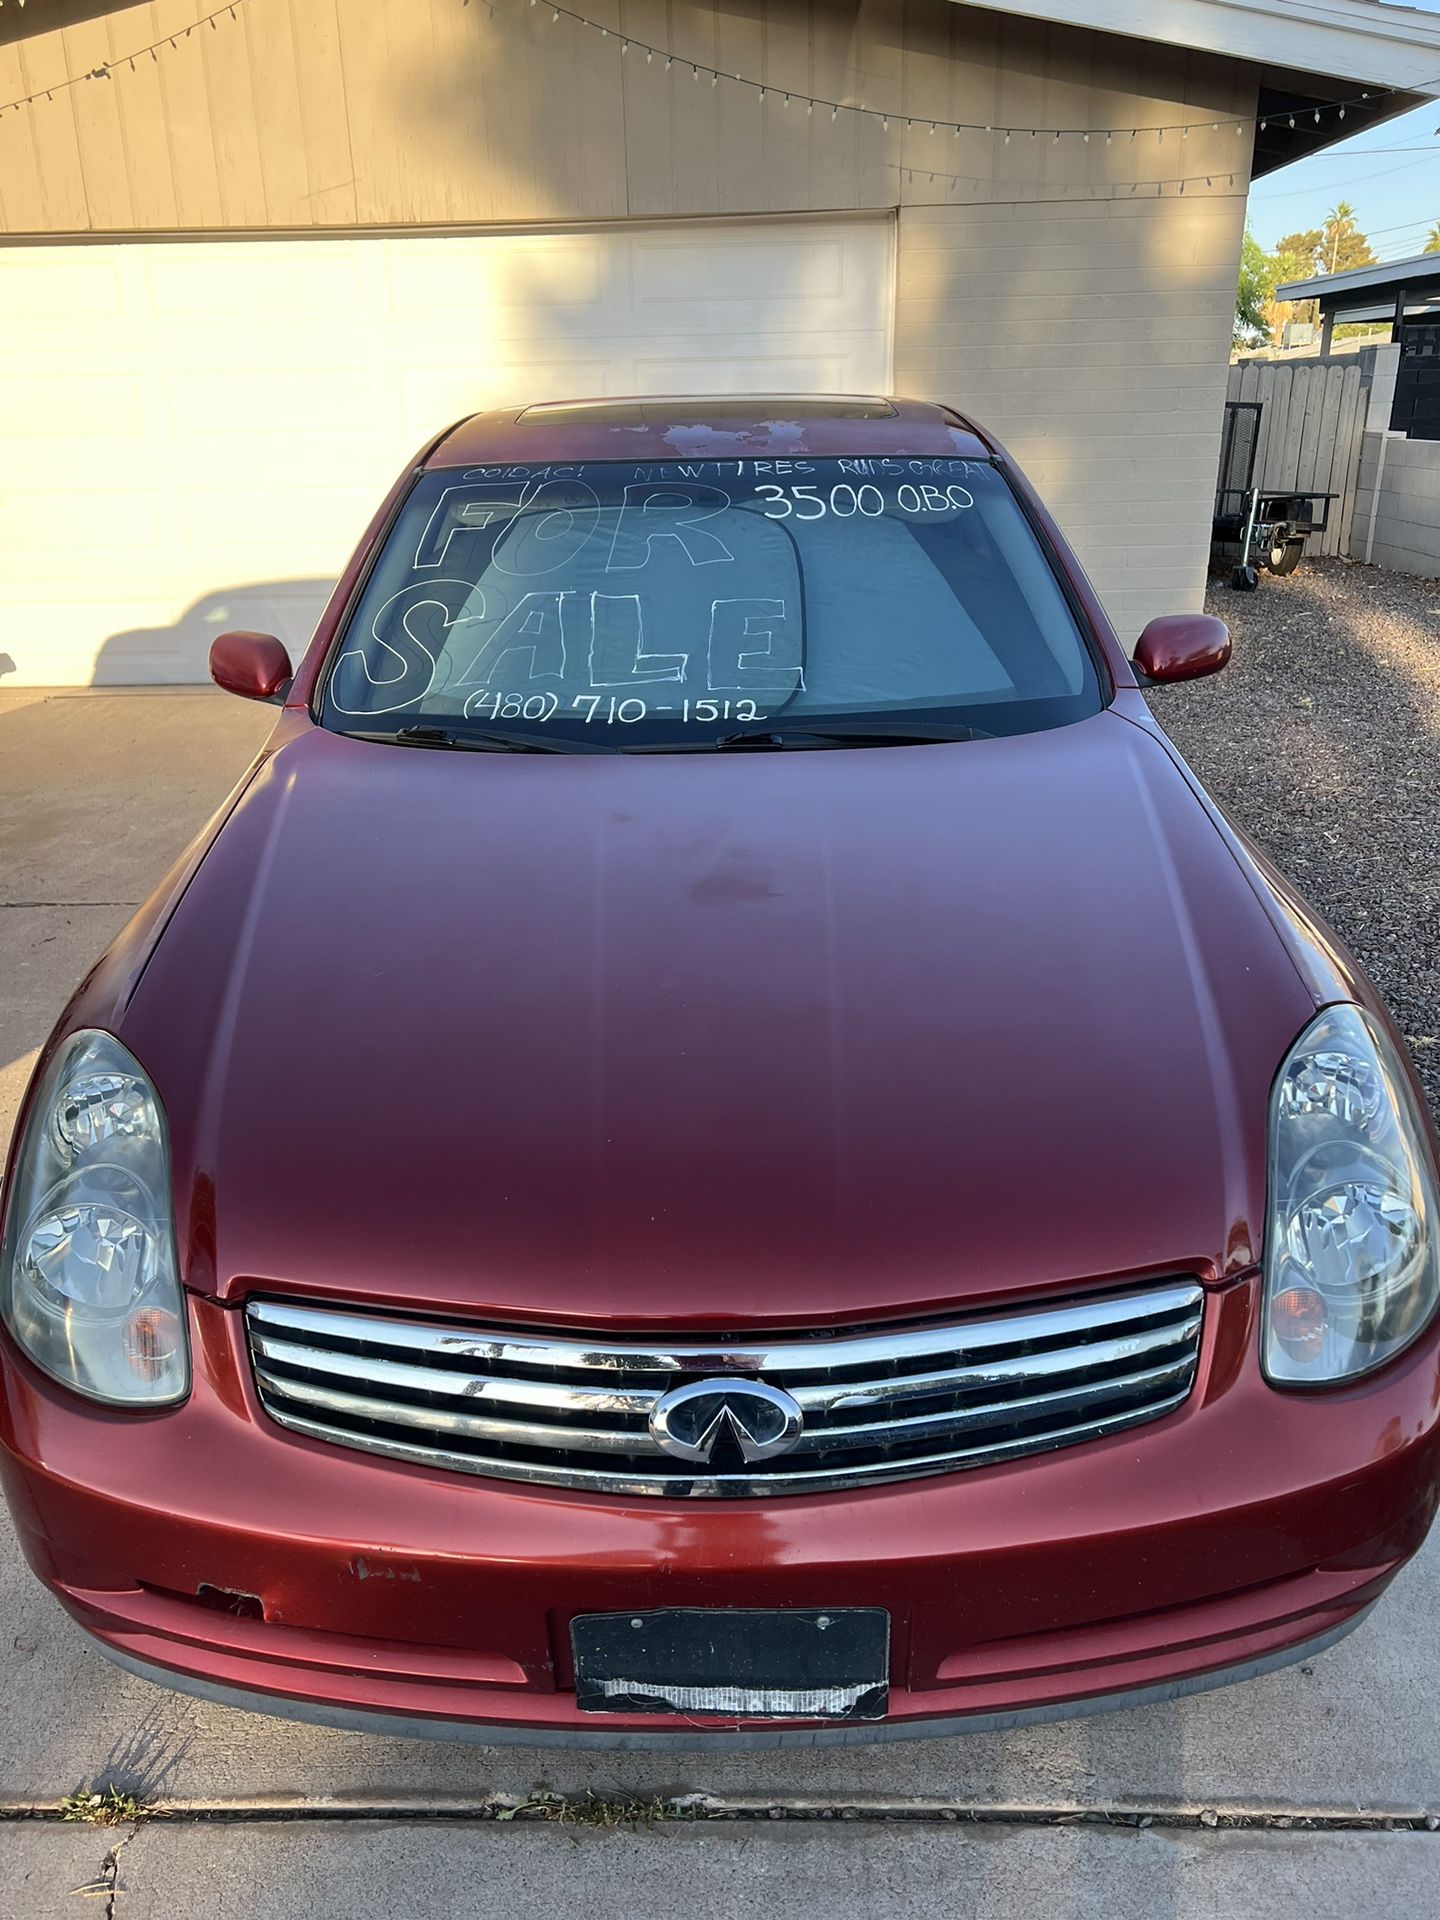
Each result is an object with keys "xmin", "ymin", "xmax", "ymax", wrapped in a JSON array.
[{"xmin": 1212, "ymin": 399, "xmax": 1337, "ymax": 591}]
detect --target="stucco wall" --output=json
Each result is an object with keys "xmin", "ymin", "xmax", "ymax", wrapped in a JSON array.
[{"xmin": 1352, "ymin": 433, "xmax": 1440, "ymax": 579}]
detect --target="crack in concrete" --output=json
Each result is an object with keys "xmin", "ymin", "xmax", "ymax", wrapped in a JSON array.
[
  {"xmin": 10, "ymin": 1801, "xmax": 1440, "ymax": 1833},
  {"xmin": 67, "ymin": 1824, "xmax": 137, "ymax": 1914}
]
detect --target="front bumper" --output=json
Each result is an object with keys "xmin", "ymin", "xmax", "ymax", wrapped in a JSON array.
[{"xmin": 2, "ymin": 1277, "xmax": 1438, "ymax": 1747}]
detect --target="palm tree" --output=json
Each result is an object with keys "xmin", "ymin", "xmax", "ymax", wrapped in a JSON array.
[
  {"xmin": 1321, "ymin": 202, "xmax": 1375, "ymax": 274},
  {"xmin": 1425, "ymin": 222, "xmax": 1440, "ymax": 255}
]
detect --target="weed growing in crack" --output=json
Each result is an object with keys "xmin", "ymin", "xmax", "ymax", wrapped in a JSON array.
[
  {"xmin": 495, "ymin": 1791, "xmax": 703, "ymax": 1830},
  {"xmin": 60, "ymin": 1784, "xmax": 150, "ymax": 1828}
]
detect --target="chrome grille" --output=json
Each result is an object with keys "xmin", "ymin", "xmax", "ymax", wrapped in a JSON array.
[{"xmin": 246, "ymin": 1279, "xmax": 1204, "ymax": 1497}]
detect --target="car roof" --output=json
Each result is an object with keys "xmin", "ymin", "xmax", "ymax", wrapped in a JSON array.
[{"xmin": 426, "ymin": 395, "xmax": 995, "ymax": 467}]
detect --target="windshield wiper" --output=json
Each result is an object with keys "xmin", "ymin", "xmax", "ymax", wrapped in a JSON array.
[
  {"xmin": 345, "ymin": 723, "xmax": 580, "ymax": 754},
  {"xmin": 712, "ymin": 722, "xmax": 994, "ymax": 750}
]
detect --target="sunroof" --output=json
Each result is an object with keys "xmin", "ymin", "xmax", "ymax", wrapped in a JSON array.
[{"xmin": 518, "ymin": 396, "xmax": 897, "ymax": 426}]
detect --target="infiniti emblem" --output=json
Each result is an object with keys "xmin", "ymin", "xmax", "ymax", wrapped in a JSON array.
[{"xmin": 649, "ymin": 1378, "xmax": 804, "ymax": 1466}]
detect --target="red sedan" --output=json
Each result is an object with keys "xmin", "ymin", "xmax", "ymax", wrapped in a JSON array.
[{"xmin": 2, "ymin": 396, "xmax": 1437, "ymax": 1747}]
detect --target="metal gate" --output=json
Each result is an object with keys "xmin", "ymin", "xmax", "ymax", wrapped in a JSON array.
[{"xmin": 1393, "ymin": 320, "xmax": 1440, "ymax": 442}]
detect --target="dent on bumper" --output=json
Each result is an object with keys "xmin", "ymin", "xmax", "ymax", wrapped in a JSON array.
[{"xmin": 2, "ymin": 1281, "xmax": 1438, "ymax": 1744}]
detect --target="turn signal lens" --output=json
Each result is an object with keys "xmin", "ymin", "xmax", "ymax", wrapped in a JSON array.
[
  {"xmin": 1269, "ymin": 1285, "xmax": 1329, "ymax": 1363},
  {"xmin": 123, "ymin": 1307, "xmax": 183, "ymax": 1384}
]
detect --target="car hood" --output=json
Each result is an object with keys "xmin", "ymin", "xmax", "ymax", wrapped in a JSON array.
[{"xmin": 124, "ymin": 713, "xmax": 1316, "ymax": 1329}]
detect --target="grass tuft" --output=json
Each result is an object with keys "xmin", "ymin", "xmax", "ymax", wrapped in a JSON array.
[
  {"xmin": 59, "ymin": 1785, "xmax": 150, "ymax": 1828},
  {"xmin": 496, "ymin": 1790, "xmax": 699, "ymax": 1830}
]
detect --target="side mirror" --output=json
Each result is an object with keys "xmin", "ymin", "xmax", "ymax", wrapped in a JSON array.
[
  {"xmin": 1133, "ymin": 614, "xmax": 1230, "ymax": 686},
  {"xmin": 209, "ymin": 631, "xmax": 293, "ymax": 703}
]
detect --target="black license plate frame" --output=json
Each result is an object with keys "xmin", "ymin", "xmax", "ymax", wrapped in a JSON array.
[{"xmin": 571, "ymin": 1607, "xmax": 890, "ymax": 1720}]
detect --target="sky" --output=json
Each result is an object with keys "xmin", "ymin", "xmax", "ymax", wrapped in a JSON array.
[{"xmin": 1245, "ymin": 0, "xmax": 1439, "ymax": 260}]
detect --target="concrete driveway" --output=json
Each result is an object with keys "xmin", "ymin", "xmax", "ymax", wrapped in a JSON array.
[{"xmin": 1, "ymin": 624, "xmax": 1437, "ymax": 1914}]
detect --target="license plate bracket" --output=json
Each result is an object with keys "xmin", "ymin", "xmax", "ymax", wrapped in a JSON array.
[{"xmin": 571, "ymin": 1607, "xmax": 890, "ymax": 1720}]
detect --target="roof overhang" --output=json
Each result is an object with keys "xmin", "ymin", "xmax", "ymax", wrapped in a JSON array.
[
  {"xmin": 957, "ymin": 1, "xmax": 1439, "ymax": 175},
  {"xmin": 957, "ymin": 0, "xmax": 1440, "ymax": 93},
  {"xmin": 1278, "ymin": 254, "xmax": 1440, "ymax": 322}
]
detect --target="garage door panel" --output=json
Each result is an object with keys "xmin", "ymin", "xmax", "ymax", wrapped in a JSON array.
[
  {"xmin": 631, "ymin": 354, "xmax": 870, "ymax": 392},
  {"xmin": 381, "ymin": 236, "xmax": 608, "ymax": 319},
  {"xmin": 0, "ymin": 216, "xmax": 892, "ymax": 685},
  {"xmin": 0, "ymin": 488, "xmax": 162, "ymax": 557},
  {"xmin": 634, "ymin": 234, "xmax": 850, "ymax": 305},
  {"xmin": 182, "ymin": 484, "xmax": 381, "ymax": 563},
  {"xmin": 0, "ymin": 373, "xmax": 146, "ymax": 438},
  {"xmin": 143, "ymin": 245, "xmax": 364, "ymax": 316},
  {"xmin": 4, "ymin": 251, "xmax": 125, "ymax": 324},
  {"xmin": 398, "ymin": 359, "xmax": 618, "ymax": 423},
  {"xmin": 165, "ymin": 368, "xmax": 387, "ymax": 437}
]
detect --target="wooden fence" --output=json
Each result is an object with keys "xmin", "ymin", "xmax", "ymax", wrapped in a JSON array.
[{"xmin": 1224, "ymin": 359, "xmax": 1369, "ymax": 557}]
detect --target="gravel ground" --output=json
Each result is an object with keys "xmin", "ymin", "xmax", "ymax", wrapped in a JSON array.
[{"xmin": 1156, "ymin": 557, "xmax": 1440, "ymax": 1117}]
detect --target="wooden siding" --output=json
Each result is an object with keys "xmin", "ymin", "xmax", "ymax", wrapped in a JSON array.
[{"xmin": 0, "ymin": 0, "xmax": 1254, "ymax": 235}]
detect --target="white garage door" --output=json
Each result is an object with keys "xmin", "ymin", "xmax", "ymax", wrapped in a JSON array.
[{"xmin": 0, "ymin": 216, "xmax": 893, "ymax": 687}]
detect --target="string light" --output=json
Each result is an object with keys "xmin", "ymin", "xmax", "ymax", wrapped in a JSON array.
[
  {"xmin": 0, "ymin": 1, "xmax": 250, "ymax": 111},
  {"xmin": 0, "ymin": 0, "xmax": 1420, "ymax": 198},
  {"xmin": 484, "ymin": 0, "xmax": 1418, "ymax": 155}
]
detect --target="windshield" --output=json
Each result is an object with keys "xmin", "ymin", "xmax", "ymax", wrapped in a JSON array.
[{"xmin": 320, "ymin": 456, "xmax": 1103, "ymax": 750}]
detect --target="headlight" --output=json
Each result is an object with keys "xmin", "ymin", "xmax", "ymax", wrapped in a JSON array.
[
  {"xmin": 0, "ymin": 1030, "xmax": 188, "ymax": 1406},
  {"xmin": 1264, "ymin": 1005, "xmax": 1440, "ymax": 1386}
]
